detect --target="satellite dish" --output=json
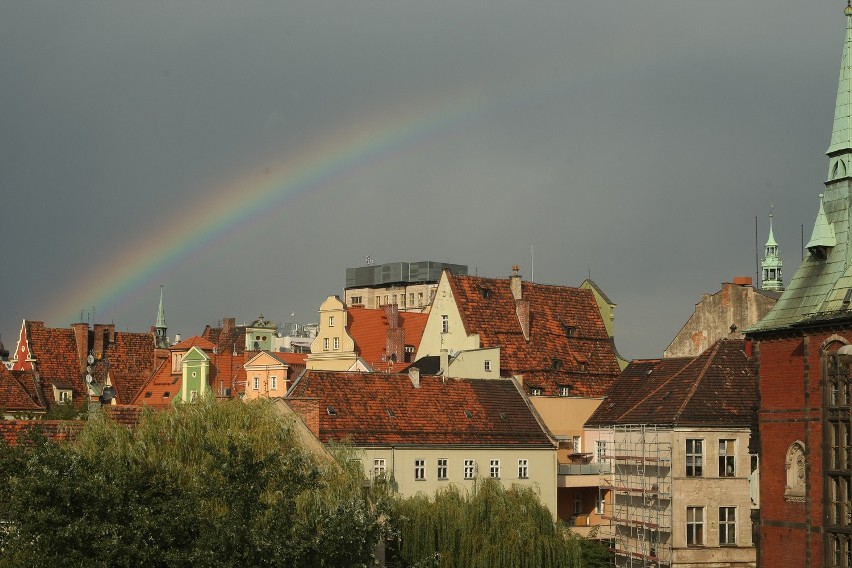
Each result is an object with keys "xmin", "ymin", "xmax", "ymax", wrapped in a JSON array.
[
  {"xmin": 85, "ymin": 374, "xmax": 94, "ymax": 384},
  {"xmin": 87, "ymin": 354, "xmax": 95, "ymax": 365},
  {"xmin": 100, "ymin": 386, "xmax": 116, "ymax": 403}
]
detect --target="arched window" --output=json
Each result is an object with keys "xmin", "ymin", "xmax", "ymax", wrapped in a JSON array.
[{"xmin": 785, "ymin": 441, "xmax": 806, "ymax": 501}]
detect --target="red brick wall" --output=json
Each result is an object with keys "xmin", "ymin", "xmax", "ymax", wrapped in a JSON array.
[
  {"xmin": 756, "ymin": 330, "xmax": 852, "ymax": 568},
  {"xmin": 286, "ymin": 398, "xmax": 320, "ymax": 438}
]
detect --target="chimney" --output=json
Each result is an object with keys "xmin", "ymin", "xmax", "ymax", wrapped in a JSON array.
[
  {"xmin": 93, "ymin": 324, "xmax": 107, "ymax": 358},
  {"xmin": 71, "ymin": 322, "xmax": 89, "ymax": 370},
  {"xmin": 409, "ymin": 366, "xmax": 421, "ymax": 388},
  {"xmin": 733, "ymin": 276, "xmax": 753, "ymax": 287},
  {"xmin": 174, "ymin": 333, "xmax": 182, "ymax": 344},
  {"xmin": 383, "ymin": 303, "xmax": 400, "ymax": 328},
  {"xmin": 106, "ymin": 324, "xmax": 115, "ymax": 344},
  {"xmin": 386, "ymin": 328, "xmax": 404, "ymax": 365},
  {"xmin": 440, "ymin": 349, "xmax": 449, "ymax": 376},
  {"xmin": 510, "ymin": 265, "xmax": 522, "ymax": 300},
  {"xmin": 516, "ymin": 298, "xmax": 530, "ymax": 341}
]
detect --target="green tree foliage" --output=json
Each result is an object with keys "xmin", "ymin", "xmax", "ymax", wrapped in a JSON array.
[
  {"xmin": 0, "ymin": 399, "xmax": 380, "ymax": 567},
  {"xmin": 387, "ymin": 479, "xmax": 611, "ymax": 568}
]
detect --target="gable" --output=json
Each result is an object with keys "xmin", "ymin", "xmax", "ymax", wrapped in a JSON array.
[{"xmin": 245, "ymin": 351, "xmax": 286, "ymax": 369}]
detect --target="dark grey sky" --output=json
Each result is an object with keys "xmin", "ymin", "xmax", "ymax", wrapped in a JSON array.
[{"xmin": 0, "ymin": 2, "xmax": 844, "ymax": 359}]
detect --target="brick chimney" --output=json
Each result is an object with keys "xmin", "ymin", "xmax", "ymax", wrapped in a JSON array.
[
  {"xmin": 71, "ymin": 322, "xmax": 89, "ymax": 371},
  {"xmin": 93, "ymin": 324, "xmax": 107, "ymax": 358},
  {"xmin": 510, "ymin": 265, "xmax": 522, "ymax": 300},
  {"xmin": 384, "ymin": 304, "xmax": 404, "ymax": 364}
]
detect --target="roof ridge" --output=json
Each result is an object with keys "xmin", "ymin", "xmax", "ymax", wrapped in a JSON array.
[
  {"xmin": 672, "ymin": 340, "xmax": 722, "ymax": 422},
  {"xmin": 615, "ymin": 358, "xmax": 694, "ymax": 420}
]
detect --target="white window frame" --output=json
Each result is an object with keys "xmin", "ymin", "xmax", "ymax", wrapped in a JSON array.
[
  {"xmin": 596, "ymin": 440, "xmax": 607, "ymax": 462},
  {"xmin": 490, "ymin": 459, "xmax": 501, "ymax": 479},
  {"xmin": 323, "ymin": 338, "xmax": 329, "ymax": 351},
  {"xmin": 719, "ymin": 506, "xmax": 736, "ymax": 545},
  {"xmin": 686, "ymin": 506, "xmax": 704, "ymax": 546},
  {"xmin": 441, "ymin": 315, "xmax": 449, "ymax": 334},
  {"xmin": 373, "ymin": 458, "xmax": 386, "ymax": 479},
  {"xmin": 719, "ymin": 439, "xmax": 736, "ymax": 477},
  {"xmin": 253, "ymin": 377, "xmax": 259, "ymax": 391},
  {"xmin": 686, "ymin": 439, "xmax": 704, "ymax": 477},
  {"xmin": 518, "ymin": 458, "xmax": 528, "ymax": 479},
  {"xmin": 572, "ymin": 436, "xmax": 582, "ymax": 454},
  {"xmin": 328, "ymin": 316, "xmax": 335, "ymax": 327},
  {"xmin": 189, "ymin": 390, "xmax": 198, "ymax": 403},
  {"xmin": 415, "ymin": 459, "xmax": 425, "ymax": 480},
  {"xmin": 596, "ymin": 493, "xmax": 605, "ymax": 515},
  {"xmin": 559, "ymin": 386, "xmax": 571, "ymax": 397},
  {"xmin": 484, "ymin": 359, "xmax": 492, "ymax": 372},
  {"xmin": 270, "ymin": 376, "xmax": 277, "ymax": 391},
  {"xmin": 437, "ymin": 458, "xmax": 448, "ymax": 480},
  {"xmin": 464, "ymin": 459, "xmax": 476, "ymax": 479},
  {"xmin": 333, "ymin": 337, "xmax": 340, "ymax": 350}
]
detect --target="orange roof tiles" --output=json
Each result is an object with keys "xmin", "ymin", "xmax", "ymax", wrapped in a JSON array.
[
  {"xmin": 0, "ymin": 366, "xmax": 42, "ymax": 412},
  {"xmin": 288, "ymin": 370, "xmax": 554, "ymax": 448},
  {"xmin": 446, "ymin": 273, "xmax": 621, "ymax": 397},
  {"xmin": 347, "ymin": 306, "xmax": 428, "ymax": 371}
]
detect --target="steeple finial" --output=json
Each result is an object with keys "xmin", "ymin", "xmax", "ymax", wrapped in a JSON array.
[{"xmin": 156, "ymin": 284, "xmax": 166, "ymax": 328}]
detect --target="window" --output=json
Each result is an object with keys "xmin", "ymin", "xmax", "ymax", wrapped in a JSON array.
[
  {"xmin": 686, "ymin": 439, "xmax": 704, "ymax": 477},
  {"xmin": 351, "ymin": 296, "xmax": 362, "ymax": 305},
  {"xmin": 323, "ymin": 338, "xmax": 329, "ymax": 351},
  {"xmin": 596, "ymin": 441, "xmax": 607, "ymax": 462},
  {"xmin": 530, "ymin": 388, "xmax": 542, "ymax": 396},
  {"xmin": 572, "ymin": 436, "xmax": 582, "ymax": 454},
  {"xmin": 596, "ymin": 493, "xmax": 605, "ymax": 515},
  {"xmin": 328, "ymin": 316, "xmax": 335, "ymax": 327},
  {"xmin": 189, "ymin": 390, "xmax": 198, "ymax": 403},
  {"xmin": 559, "ymin": 386, "xmax": 571, "ymax": 397},
  {"xmin": 171, "ymin": 353, "xmax": 182, "ymax": 373},
  {"xmin": 786, "ymin": 441, "xmax": 806, "ymax": 500},
  {"xmin": 464, "ymin": 459, "xmax": 476, "ymax": 479},
  {"xmin": 270, "ymin": 376, "xmax": 277, "ymax": 391},
  {"xmin": 490, "ymin": 459, "xmax": 501, "ymax": 479},
  {"xmin": 719, "ymin": 507, "xmax": 736, "ymax": 545},
  {"xmin": 374, "ymin": 458, "xmax": 386, "ymax": 479},
  {"xmin": 686, "ymin": 506, "xmax": 704, "ymax": 546},
  {"xmin": 418, "ymin": 292, "xmax": 424, "ymax": 306},
  {"xmin": 415, "ymin": 459, "xmax": 425, "ymax": 480},
  {"xmin": 484, "ymin": 360, "xmax": 492, "ymax": 372},
  {"xmin": 437, "ymin": 458, "xmax": 448, "ymax": 480},
  {"xmin": 441, "ymin": 315, "xmax": 449, "ymax": 333},
  {"xmin": 392, "ymin": 294, "xmax": 397, "ymax": 305},
  {"xmin": 719, "ymin": 439, "xmax": 735, "ymax": 477},
  {"xmin": 573, "ymin": 493, "xmax": 582, "ymax": 515},
  {"xmin": 253, "ymin": 377, "xmax": 259, "ymax": 391},
  {"xmin": 400, "ymin": 294, "xmax": 406, "ymax": 307},
  {"xmin": 58, "ymin": 390, "xmax": 71, "ymax": 403},
  {"xmin": 333, "ymin": 337, "xmax": 340, "ymax": 350},
  {"xmin": 409, "ymin": 293, "xmax": 414, "ymax": 306},
  {"xmin": 518, "ymin": 459, "xmax": 528, "ymax": 479}
]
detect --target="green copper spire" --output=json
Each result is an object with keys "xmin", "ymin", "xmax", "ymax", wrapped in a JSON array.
[
  {"xmin": 762, "ymin": 212, "xmax": 784, "ymax": 291},
  {"xmin": 156, "ymin": 284, "xmax": 166, "ymax": 328},
  {"xmin": 827, "ymin": 2, "xmax": 852, "ymax": 179}
]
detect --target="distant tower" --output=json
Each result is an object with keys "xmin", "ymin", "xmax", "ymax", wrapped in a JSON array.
[
  {"xmin": 761, "ymin": 212, "xmax": 784, "ymax": 291},
  {"xmin": 155, "ymin": 285, "xmax": 169, "ymax": 349}
]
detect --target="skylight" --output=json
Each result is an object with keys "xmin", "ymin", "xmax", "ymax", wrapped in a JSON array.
[{"xmin": 327, "ymin": 406, "xmax": 337, "ymax": 416}]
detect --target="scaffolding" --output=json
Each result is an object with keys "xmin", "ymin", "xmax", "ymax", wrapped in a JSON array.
[{"xmin": 599, "ymin": 425, "xmax": 673, "ymax": 568}]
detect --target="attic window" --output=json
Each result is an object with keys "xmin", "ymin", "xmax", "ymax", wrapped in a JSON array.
[
  {"xmin": 530, "ymin": 388, "xmax": 542, "ymax": 396},
  {"xmin": 163, "ymin": 391, "xmax": 170, "ymax": 398},
  {"xmin": 563, "ymin": 324, "xmax": 576, "ymax": 337},
  {"xmin": 479, "ymin": 287, "xmax": 492, "ymax": 299},
  {"xmin": 499, "ymin": 412, "xmax": 508, "ymax": 421},
  {"xmin": 327, "ymin": 406, "xmax": 338, "ymax": 416},
  {"xmin": 387, "ymin": 409, "xmax": 396, "ymax": 418},
  {"xmin": 144, "ymin": 392, "xmax": 152, "ymax": 398},
  {"xmin": 578, "ymin": 362, "xmax": 588, "ymax": 373},
  {"xmin": 552, "ymin": 358, "xmax": 562, "ymax": 371},
  {"xmin": 464, "ymin": 410, "xmax": 473, "ymax": 419}
]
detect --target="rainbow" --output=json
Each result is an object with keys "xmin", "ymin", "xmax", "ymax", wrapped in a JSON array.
[{"xmin": 45, "ymin": 85, "xmax": 505, "ymax": 326}]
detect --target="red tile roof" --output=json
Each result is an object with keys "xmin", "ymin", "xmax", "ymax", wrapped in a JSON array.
[
  {"xmin": 131, "ymin": 336, "xmax": 246, "ymax": 407},
  {"xmin": 288, "ymin": 370, "xmax": 554, "ymax": 448},
  {"xmin": 201, "ymin": 318, "xmax": 247, "ymax": 355},
  {"xmin": 446, "ymin": 273, "xmax": 621, "ymax": 397},
  {"xmin": 0, "ymin": 366, "xmax": 42, "ymax": 413},
  {"xmin": 347, "ymin": 306, "xmax": 428, "ymax": 371},
  {"xmin": 586, "ymin": 339, "xmax": 757, "ymax": 428},
  {"xmin": 0, "ymin": 420, "xmax": 84, "ymax": 446}
]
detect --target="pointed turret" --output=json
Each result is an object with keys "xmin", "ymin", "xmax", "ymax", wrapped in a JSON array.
[
  {"xmin": 806, "ymin": 194, "xmax": 837, "ymax": 259},
  {"xmin": 155, "ymin": 285, "xmax": 169, "ymax": 349},
  {"xmin": 761, "ymin": 212, "xmax": 784, "ymax": 291},
  {"xmin": 827, "ymin": 2, "xmax": 852, "ymax": 180}
]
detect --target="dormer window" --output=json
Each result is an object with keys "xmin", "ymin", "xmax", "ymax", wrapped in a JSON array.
[
  {"xmin": 171, "ymin": 353, "xmax": 183, "ymax": 374},
  {"xmin": 579, "ymin": 362, "xmax": 588, "ymax": 373},
  {"xmin": 552, "ymin": 358, "xmax": 563, "ymax": 371},
  {"xmin": 479, "ymin": 287, "xmax": 491, "ymax": 299},
  {"xmin": 563, "ymin": 324, "xmax": 576, "ymax": 337},
  {"xmin": 530, "ymin": 387, "xmax": 542, "ymax": 396}
]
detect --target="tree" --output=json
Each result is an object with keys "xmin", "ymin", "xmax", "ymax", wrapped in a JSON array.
[
  {"xmin": 0, "ymin": 399, "xmax": 381, "ymax": 567},
  {"xmin": 387, "ymin": 479, "xmax": 611, "ymax": 568}
]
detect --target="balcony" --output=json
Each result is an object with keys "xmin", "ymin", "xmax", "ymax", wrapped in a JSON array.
[{"xmin": 558, "ymin": 461, "xmax": 611, "ymax": 488}]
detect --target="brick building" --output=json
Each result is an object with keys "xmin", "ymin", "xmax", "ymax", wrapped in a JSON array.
[{"xmin": 746, "ymin": 6, "xmax": 852, "ymax": 567}]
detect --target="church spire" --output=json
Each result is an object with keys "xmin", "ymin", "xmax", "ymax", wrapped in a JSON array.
[
  {"xmin": 827, "ymin": 2, "xmax": 852, "ymax": 179},
  {"xmin": 761, "ymin": 210, "xmax": 784, "ymax": 291},
  {"xmin": 155, "ymin": 285, "xmax": 169, "ymax": 349}
]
